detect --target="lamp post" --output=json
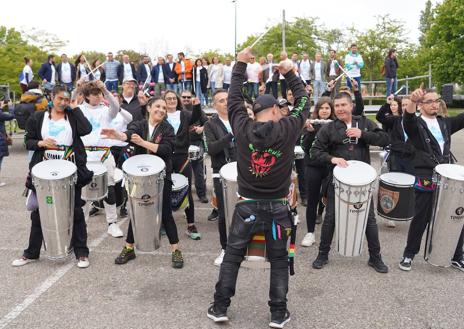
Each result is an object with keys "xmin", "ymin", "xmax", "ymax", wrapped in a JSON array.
[{"xmin": 233, "ymin": 0, "xmax": 237, "ymax": 58}]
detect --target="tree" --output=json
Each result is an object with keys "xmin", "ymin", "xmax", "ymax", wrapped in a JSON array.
[
  {"xmin": 21, "ymin": 28, "xmax": 67, "ymax": 53},
  {"xmin": 115, "ymin": 50, "xmax": 145, "ymax": 64},
  {"xmin": 419, "ymin": 0, "xmax": 435, "ymax": 46}
]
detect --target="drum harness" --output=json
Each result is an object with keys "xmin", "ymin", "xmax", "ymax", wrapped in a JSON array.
[{"xmin": 85, "ymin": 146, "xmax": 111, "ymax": 162}]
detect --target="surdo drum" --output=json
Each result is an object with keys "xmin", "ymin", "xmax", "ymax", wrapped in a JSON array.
[
  {"xmin": 31, "ymin": 160, "xmax": 77, "ymax": 260},
  {"xmin": 333, "ymin": 160, "xmax": 377, "ymax": 257},
  {"xmin": 377, "ymin": 172, "xmax": 415, "ymax": 221},
  {"xmin": 123, "ymin": 154, "xmax": 165, "ymax": 252},
  {"xmin": 82, "ymin": 162, "xmax": 108, "ymax": 201}
]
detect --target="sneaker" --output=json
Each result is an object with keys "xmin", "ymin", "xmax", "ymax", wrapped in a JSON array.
[
  {"xmin": 12, "ymin": 256, "xmax": 37, "ymax": 267},
  {"xmin": 207, "ymin": 209, "xmax": 219, "ymax": 222},
  {"xmin": 199, "ymin": 196, "xmax": 209, "ymax": 204},
  {"xmin": 108, "ymin": 223, "xmax": 124, "ymax": 238},
  {"xmin": 269, "ymin": 310, "xmax": 291, "ymax": 328},
  {"xmin": 186, "ymin": 225, "xmax": 201, "ymax": 240},
  {"xmin": 368, "ymin": 254, "xmax": 389, "ymax": 273},
  {"xmin": 0, "ymin": 182, "xmax": 6, "ymax": 187},
  {"xmin": 315, "ymin": 214, "xmax": 322, "ymax": 224},
  {"xmin": 301, "ymin": 233, "xmax": 315, "ymax": 247},
  {"xmin": 172, "ymin": 249, "xmax": 184, "ymax": 269},
  {"xmin": 89, "ymin": 206, "xmax": 100, "ymax": 217},
  {"xmin": 77, "ymin": 256, "xmax": 90, "ymax": 268},
  {"xmin": 214, "ymin": 249, "xmax": 225, "ymax": 266},
  {"xmin": 119, "ymin": 207, "xmax": 128, "ymax": 218},
  {"xmin": 115, "ymin": 246, "xmax": 136, "ymax": 265},
  {"xmin": 451, "ymin": 259, "xmax": 464, "ymax": 272},
  {"xmin": 207, "ymin": 304, "xmax": 228, "ymax": 323},
  {"xmin": 399, "ymin": 257, "xmax": 412, "ymax": 271},
  {"xmin": 312, "ymin": 253, "xmax": 328, "ymax": 269},
  {"xmin": 386, "ymin": 220, "xmax": 396, "ymax": 228}
]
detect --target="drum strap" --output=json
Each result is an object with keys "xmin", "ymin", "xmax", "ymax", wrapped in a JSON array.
[
  {"xmin": 44, "ymin": 145, "xmax": 75, "ymax": 161},
  {"xmin": 85, "ymin": 146, "xmax": 111, "ymax": 162}
]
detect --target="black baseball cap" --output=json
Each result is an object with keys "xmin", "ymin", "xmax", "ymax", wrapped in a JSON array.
[{"xmin": 252, "ymin": 94, "xmax": 279, "ymax": 114}]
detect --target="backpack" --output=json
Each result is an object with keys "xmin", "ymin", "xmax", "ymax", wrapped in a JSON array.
[{"xmin": 14, "ymin": 103, "xmax": 35, "ymax": 129}]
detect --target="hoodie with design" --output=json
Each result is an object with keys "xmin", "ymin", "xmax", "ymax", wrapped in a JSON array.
[{"xmin": 228, "ymin": 61, "xmax": 310, "ymax": 199}]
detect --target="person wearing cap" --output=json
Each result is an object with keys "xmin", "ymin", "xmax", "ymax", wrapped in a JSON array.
[
  {"xmin": 207, "ymin": 48, "xmax": 310, "ymax": 328},
  {"xmin": 309, "ymin": 92, "xmax": 390, "ymax": 273},
  {"xmin": 12, "ymin": 85, "xmax": 93, "ymax": 268},
  {"xmin": 120, "ymin": 77, "xmax": 144, "ymax": 122}
]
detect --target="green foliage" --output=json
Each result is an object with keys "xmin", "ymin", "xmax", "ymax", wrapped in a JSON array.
[
  {"xmin": 69, "ymin": 51, "xmax": 106, "ymax": 66},
  {"xmin": 197, "ymin": 50, "xmax": 234, "ymax": 63},
  {"xmin": 115, "ymin": 50, "xmax": 145, "ymax": 63},
  {"xmin": 419, "ymin": 0, "xmax": 434, "ymax": 46}
]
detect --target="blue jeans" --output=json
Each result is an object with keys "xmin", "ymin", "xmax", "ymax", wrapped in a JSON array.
[
  {"xmin": 195, "ymin": 81, "xmax": 207, "ymax": 106},
  {"xmin": 166, "ymin": 84, "xmax": 178, "ymax": 93},
  {"xmin": 179, "ymin": 80, "xmax": 192, "ymax": 93},
  {"xmin": 385, "ymin": 77, "xmax": 397, "ymax": 96},
  {"xmin": 210, "ymin": 81, "xmax": 216, "ymax": 96},
  {"xmin": 62, "ymin": 82, "xmax": 74, "ymax": 92},
  {"xmin": 313, "ymin": 80, "xmax": 326, "ymax": 104},
  {"xmin": 247, "ymin": 82, "xmax": 259, "ymax": 99},
  {"xmin": 105, "ymin": 80, "xmax": 118, "ymax": 93},
  {"xmin": 346, "ymin": 76, "xmax": 361, "ymax": 91}
]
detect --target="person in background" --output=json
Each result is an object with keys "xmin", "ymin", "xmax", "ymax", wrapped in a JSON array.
[
  {"xmin": 117, "ymin": 55, "xmax": 138, "ymax": 85},
  {"xmin": 103, "ymin": 52, "xmax": 120, "ymax": 93},
  {"xmin": 151, "ymin": 57, "xmax": 168, "ymax": 97},
  {"xmin": 91, "ymin": 59, "xmax": 105, "ymax": 82},
  {"xmin": 75, "ymin": 54, "xmax": 90, "ymax": 82},
  {"xmin": 38, "ymin": 54, "xmax": 57, "ymax": 93},
  {"xmin": 0, "ymin": 100, "xmax": 14, "ymax": 186},
  {"xmin": 384, "ymin": 49, "xmax": 399, "ymax": 96},
  {"xmin": 165, "ymin": 54, "xmax": 178, "ymax": 93},
  {"xmin": 19, "ymin": 57, "xmax": 34, "ymax": 93},
  {"xmin": 222, "ymin": 58, "xmax": 234, "ymax": 91},
  {"xmin": 56, "ymin": 54, "xmax": 76, "ymax": 91},
  {"xmin": 138, "ymin": 55, "xmax": 152, "ymax": 86},
  {"xmin": 175, "ymin": 52, "xmax": 194, "ymax": 92},
  {"xmin": 326, "ymin": 50, "xmax": 342, "ymax": 97},
  {"xmin": 208, "ymin": 57, "xmax": 224, "ymax": 97},
  {"xmin": 310, "ymin": 52, "xmax": 327, "ymax": 105},
  {"xmin": 299, "ymin": 52, "xmax": 311, "ymax": 86},
  {"xmin": 245, "ymin": 55, "xmax": 261, "ymax": 100},
  {"xmin": 193, "ymin": 59, "xmax": 209, "ymax": 107},
  {"xmin": 344, "ymin": 44, "xmax": 364, "ymax": 90}
]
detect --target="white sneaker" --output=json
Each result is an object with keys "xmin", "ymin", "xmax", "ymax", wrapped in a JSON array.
[
  {"xmin": 386, "ymin": 220, "xmax": 396, "ymax": 228},
  {"xmin": 12, "ymin": 257, "xmax": 37, "ymax": 267},
  {"xmin": 0, "ymin": 182, "xmax": 6, "ymax": 187},
  {"xmin": 77, "ymin": 257, "xmax": 90, "ymax": 268},
  {"xmin": 107, "ymin": 223, "xmax": 123, "ymax": 238},
  {"xmin": 301, "ymin": 233, "xmax": 316, "ymax": 247},
  {"xmin": 214, "ymin": 249, "xmax": 225, "ymax": 266}
]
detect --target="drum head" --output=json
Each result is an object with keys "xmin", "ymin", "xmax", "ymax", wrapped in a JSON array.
[
  {"xmin": 114, "ymin": 168, "xmax": 123, "ymax": 183},
  {"xmin": 294, "ymin": 146, "xmax": 304, "ymax": 155},
  {"xmin": 86, "ymin": 162, "xmax": 107, "ymax": 175},
  {"xmin": 122, "ymin": 154, "xmax": 165, "ymax": 177},
  {"xmin": 333, "ymin": 160, "xmax": 377, "ymax": 186},
  {"xmin": 188, "ymin": 145, "xmax": 200, "ymax": 152},
  {"xmin": 220, "ymin": 162, "xmax": 237, "ymax": 182},
  {"xmin": 380, "ymin": 172, "xmax": 415, "ymax": 186},
  {"xmin": 172, "ymin": 173, "xmax": 188, "ymax": 190},
  {"xmin": 435, "ymin": 164, "xmax": 464, "ymax": 181},
  {"xmin": 32, "ymin": 160, "xmax": 76, "ymax": 180}
]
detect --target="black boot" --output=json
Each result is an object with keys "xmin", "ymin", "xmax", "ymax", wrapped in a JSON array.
[
  {"xmin": 368, "ymin": 253, "xmax": 389, "ymax": 273},
  {"xmin": 312, "ymin": 252, "xmax": 328, "ymax": 269}
]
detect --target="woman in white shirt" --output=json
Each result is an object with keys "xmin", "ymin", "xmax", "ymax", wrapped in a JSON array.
[
  {"xmin": 208, "ymin": 57, "xmax": 224, "ymax": 96},
  {"xmin": 75, "ymin": 54, "xmax": 90, "ymax": 81},
  {"xmin": 20, "ymin": 57, "xmax": 34, "ymax": 93}
]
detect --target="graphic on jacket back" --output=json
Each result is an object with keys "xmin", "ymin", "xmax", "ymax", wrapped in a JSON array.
[{"xmin": 249, "ymin": 144, "xmax": 282, "ymax": 177}]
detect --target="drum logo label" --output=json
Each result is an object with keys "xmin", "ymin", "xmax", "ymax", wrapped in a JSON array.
[
  {"xmin": 451, "ymin": 207, "xmax": 464, "ymax": 221},
  {"xmin": 90, "ymin": 182, "xmax": 98, "ymax": 189},
  {"xmin": 350, "ymin": 202, "xmax": 366, "ymax": 213},
  {"xmin": 379, "ymin": 186, "xmax": 399, "ymax": 214},
  {"xmin": 249, "ymin": 144, "xmax": 282, "ymax": 178},
  {"xmin": 138, "ymin": 194, "xmax": 154, "ymax": 207},
  {"xmin": 46, "ymin": 196, "xmax": 53, "ymax": 204}
]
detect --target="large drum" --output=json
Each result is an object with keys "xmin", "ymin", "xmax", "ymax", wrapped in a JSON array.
[
  {"xmin": 425, "ymin": 164, "xmax": 464, "ymax": 267},
  {"xmin": 333, "ymin": 160, "xmax": 377, "ymax": 257},
  {"xmin": 171, "ymin": 173, "xmax": 189, "ymax": 211},
  {"xmin": 93, "ymin": 168, "xmax": 124, "ymax": 209},
  {"xmin": 82, "ymin": 162, "xmax": 108, "ymax": 201},
  {"xmin": 377, "ymin": 172, "xmax": 415, "ymax": 221},
  {"xmin": 123, "ymin": 154, "xmax": 165, "ymax": 252},
  {"xmin": 294, "ymin": 146, "xmax": 304, "ymax": 160},
  {"xmin": 31, "ymin": 160, "xmax": 77, "ymax": 260}
]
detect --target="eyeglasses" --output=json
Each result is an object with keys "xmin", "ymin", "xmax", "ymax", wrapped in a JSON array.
[
  {"xmin": 421, "ymin": 98, "xmax": 442, "ymax": 105},
  {"xmin": 165, "ymin": 97, "xmax": 177, "ymax": 101},
  {"xmin": 182, "ymin": 96, "xmax": 192, "ymax": 99}
]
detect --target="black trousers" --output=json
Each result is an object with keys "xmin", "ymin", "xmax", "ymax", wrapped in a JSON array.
[
  {"xmin": 305, "ymin": 165, "xmax": 329, "ymax": 233},
  {"xmin": 294, "ymin": 159, "xmax": 307, "ymax": 200},
  {"xmin": 403, "ymin": 191, "xmax": 464, "ymax": 260},
  {"xmin": 23, "ymin": 187, "xmax": 89, "ymax": 259},
  {"xmin": 214, "ymin": 201, "xmax": 292, "ymax": 315},
  {"xmin": 280, "ymin": 80, "xmax": 287, "ymax": 98},
  {"xmin": 265, "ymin": 81, "xmax": 278, "ymax": 99},
  {"xmin": 172, "ymin": 153, "xmax": 195, "ymax": 224},
  {"xmin": 213, "ymin": 176, "xmax": 227, "ymax": 250},
  {"xmin": 126, "ymin": 179, "xmax": 179, "ymax": 245},
  {"xmin": 318, "ymin": 184, "xmax": 381, "ymax": 256},
  {"xmin": 190, "ymin": 142, "xmax": 207, "ymax": 198}
]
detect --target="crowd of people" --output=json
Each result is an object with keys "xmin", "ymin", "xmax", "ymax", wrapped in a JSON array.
[{"xmin": 1, "ymin": 43, "xmax": 462, "ymax": 329}]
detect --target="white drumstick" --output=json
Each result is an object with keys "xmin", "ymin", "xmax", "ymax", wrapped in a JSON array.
[
  {"xmin": 337, "ymin": 64, "xmax": 353, "ymax": 80},
  {"xmin": 84, "ymin": 61, "xmax": 106, "ymax": 78},
  {"xmin": 334, "ymin": 72, "xmax": 346, "ymax": 82},
  {"xmin": 82, "ymin": 55, "xmax": 94, "ymax": 79},
  {"xmin": 249, "ymin": 26, "xmax": 273, "ymax": 49},
  {"xmin": 394, "ymin": 85, "xmax": 405, "ymax": 95}
]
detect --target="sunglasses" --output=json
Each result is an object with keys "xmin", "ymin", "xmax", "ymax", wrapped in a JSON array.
[{"xmin": 182, "ymin": 96, "xmax": 192, "ymax": 99}]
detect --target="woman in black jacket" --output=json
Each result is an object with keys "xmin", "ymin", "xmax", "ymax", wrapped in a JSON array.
[
  {"xmin": 102, "ymin": 97, "xmax": 184, "ymax": 269},
  {"xmin": 163, "ymin": 90, "xmax": 202, "ymax": 240},
  {"xmin": 193, "ymin": 59, "xmax": 209, "ymax": 107},
  {"xmin": 0, "ymin": 101, "xmax": 14, "ymax": 186},
  {"xmin": 12, "ymin": 85, "xmax": 93, "ymax": 268},
  {"xmin": 301, "ymin": 97, "xmax": 334, "ymax": 247}
]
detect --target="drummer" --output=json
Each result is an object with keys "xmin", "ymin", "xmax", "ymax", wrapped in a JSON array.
[
  {"xmin": 208, "ymin": 48, "xmax": 310, "ymax": 328},
  {"xmin": 163, "ymin": 90, "xmax": 202, "ymax": 240},
  {"xmin": 310, "ymin": 92, "xmax": 390, "ymax": 273},
  {"xmin": 204, "ymin": 89, "xmax": 236, "ymax": 266},
  {"xmin": 101, "ymin": 96, "xmax": 184, "ymax": 268},
  {"xmin": 12, "ymin": 85, "xmax": 93, "ymax": 268},
  {"xmin": 79, "ymin": 80, "xmax": 124, "ymax": 238},
  {"xmin": 399, "ymin": 87, "xmax": 464, "ymax": 272}
]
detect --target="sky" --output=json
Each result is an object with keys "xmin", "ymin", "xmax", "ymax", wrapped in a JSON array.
[{"xmin": 1, "ymin": 0, "xmax": 434, "ymax": 57}]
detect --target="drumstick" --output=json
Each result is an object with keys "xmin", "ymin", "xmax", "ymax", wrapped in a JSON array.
[
  {"xmin": 249, "ymin": 26, "xmax": 273, "ymax": 49},
  {"xmin": 394, "ymin": 85, "xmax": 405, "ymax": 95},
  {"xmin": 334, "ymin": 72, "xmax": 345, "ymax": 82},
  {"xmin": 337, "ymin": 64, "xmax": 353, "ymax": 80},
  {"xmin": 84, "ymin": 61, "xmax": 106, "ymax": 79},
  {"xmin": 82, "ymin": 55, "xmax": 94, "ymax": 79}
]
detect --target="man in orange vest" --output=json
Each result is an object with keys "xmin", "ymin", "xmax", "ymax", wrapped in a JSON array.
[{"xmin": 175, "ymin": 52, "xmax": 193, "ymax": 92}]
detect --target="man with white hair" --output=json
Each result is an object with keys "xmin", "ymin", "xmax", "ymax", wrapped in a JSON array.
[{"xmin": 117, "ymin": 54, "xmax": 138, "ymax": 84}]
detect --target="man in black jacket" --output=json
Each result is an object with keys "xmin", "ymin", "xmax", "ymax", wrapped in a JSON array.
[
  {"xmin": 310, "ymin": 92, "xmax": 390, "ymax": 273},
  {"xmin": 121, "ymin": 78, "xmax": 144, "ymax": 121},
  {"xmin": 207, "ymin": 48, "xmax": 310, "ymax": 328},
  {"xmin": 56, "ymin": 54, "xmax": 76, "ymax": 91},
  {"xmin": 204, "ymin": 89, "xmax": 236, "ymax": 266},
  {"xmin": 399, "ymin": 88, "xmax": 464, "ymax": 272},
  {"xmin": 117, "ymin": 55, "xmax": 138, "ymax": 84}
]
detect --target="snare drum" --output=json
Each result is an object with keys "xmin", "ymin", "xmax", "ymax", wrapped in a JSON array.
[
  {"xmin": 425, "ymin": 164, "xmax": 464, "ymax": 267},
  {"xmin": 294, "ymin": 146, "xmax": 304, "ymax": 160},
  {"xmin": 31, "ymin": 160, "xmax": 77, "ymax": 260},
  {"xmin": 188, "ymin": 145, "xmax": 201, "ymax": 161},
  {"xmin": 377, "ymin": 172, "xmax": 415, "ymax": 221},
  {"xmin": 171, "ymin": 173, "xmax": 189, "ymax": 211},
  {"xmin": 82, "ymin": 162, "xmax": 108, "ymax": 201},
  {"xmin": 333, "ymin": 160, "xmax": 377, "ymax": 257}
]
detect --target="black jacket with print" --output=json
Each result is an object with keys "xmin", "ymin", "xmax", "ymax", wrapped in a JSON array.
[
  {"xmin": 228, "ymin": 61, "xmax": 310, "ymax": 199},
  {"xmin": 125, "ymin": 119, "xmax": 175, "ymax": 178}
]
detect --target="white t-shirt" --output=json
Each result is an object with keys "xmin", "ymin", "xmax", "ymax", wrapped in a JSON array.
[
  {"xmin": 210, "ymin": 64, "xmax": 219, "ymax": 82},
  {"xmin": 422, "ymin": 116, "xmax": 445, "ymax": 153},
  {"xmin": 21, "ymin": 65, "xmax": 34, "ymax": 84},
  {"xmin": 300, "ymin": 60, "xmax": 311, "ymax": 81},
  {"xmin": 314, "ymin": 62, "xmax": 322, "ymax": 81},
  {"xmin": 223, "ymin": 65, "xmax": 233, "ymax": 84},
  {"xmin": 167, "ymin": 110, "xmax": 181, "ymax": 134},
  {"xmin": 50, "ymin": 64, "xmax": 56, "ymax": 83},
  {"xmin": 61, "ymin": 62, "xmax": 72, "ymax": 83},
  {"xmin": 108, "ymin": 112, "xmax": 130, "ymax": 147},
  {"xmin": 219, "ymin": 117, "xmax": 232, "ymax": 134},
  {"xmin": 329, "ymin": 60, "xmax": 337, "ymax": 76},
  {"xmin": 41, "ymin": 114, "xmax": 73, "ymax": 159},
  {"xmin": 246, "ymin": 62, "xmax": 261, "ymax": 83},
  {"xmin": 123, "ymin": 63, "xmax": 133, "ymax": 80},
  {"xmin": 158, "ymin": 65, "xmax": 164, "ymax": 83},
  {"xmin": 196, "ymin": 67, "xmax": 201, "ymax": 82},
  {"xmin": 93, "ymin": 69, "xmax": 101, "ymax": 81},
  {"xmin": 144, "ymin": 64, "xmax": 151, "ymax": 81}
]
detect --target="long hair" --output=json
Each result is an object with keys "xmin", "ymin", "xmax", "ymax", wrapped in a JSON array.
[{"xmin": 312, "ymin": 96, "xmax": 334, "ymax": 120}]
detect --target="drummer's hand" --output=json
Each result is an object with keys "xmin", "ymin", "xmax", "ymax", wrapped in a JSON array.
[
  {"xmin": 327, "ymin": 80, "xmax": 335, "ymax": 91},
  {"xmin": 138, "ymin": 91, "xmax": 149, "ymax": 106},
  {"xmin": 95, "ymin": 80, "xmax": 106, "ymax": 92},
  {"xmin": 237, "ymin": 48, "xmax": 253, "ymax": 64},
  {"xmin": 351, "ymin": 78, "xmax": 359, "ymax": 91},
  {"xmin": 101, "ymin": 128, "xmax": 119, "ymax": 140},
  {"xmin": 130, "ymin": 133, "xmax": 144, "ymax": 145},
  {"xmin": 331, "ymin": 157, "xmax": 348, "ymax": 167},
  {"xmin": 304, "ymin": 119, "xmax": 314, "ymax": 131},
  {"xmin": 410, "ymin": 87, "xmax": 425, "ymax": 104},
  {"xmin": 38, "ymin": 138, "xmax": 57, "ymax": 148},
  {"xmin": 386, "ymin": 94, "xmax": 394, "ymax": 104},
  {"xmin": 346, "ymin": 128, "xmax": 362, "ymax": 138}
]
